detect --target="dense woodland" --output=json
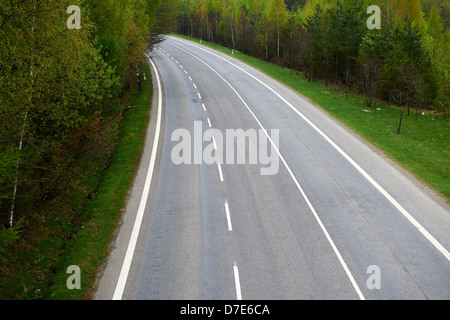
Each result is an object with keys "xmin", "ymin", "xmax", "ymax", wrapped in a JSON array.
[
  {"xmin": 177, "ymin": 0, "xmax": 449, "ymax": 118},
  {"xmin": 0, "ymin": 0, "xmax": 176, "ymax": 265}
]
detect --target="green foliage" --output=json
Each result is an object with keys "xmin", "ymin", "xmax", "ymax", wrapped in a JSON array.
[
  {"xmin": 48, "ymin": 66, "xmax": 153, "ymax": 299},
  {"xmin": 175, "ymin": 0, "xmax": 449, "ymax": 116},
  {"xmin": 0, "ymin": 147, "xmax": 18, "ymax": 208},
  {"xmin": 0, "ymin": 0, "xmax": 175, "ymax": 299},
  {"xmin": 423, "ymin": 4, "xmax": 450, "ymax": 116},
  {"xmin": 0, "ymin": 220, "xmax": 22, "ymax": 256},
  {"xmin": 0, "ymin": 0, "xmax": 174, "ymax": 223},
  {"xmin": 381, "ymin": 17, "xmax": 432, "ymax": 107}
]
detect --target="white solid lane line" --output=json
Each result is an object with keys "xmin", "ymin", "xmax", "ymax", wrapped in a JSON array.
[{"xmin": 113, "ymin": 53, "xmax": 163, "ymax": 300}]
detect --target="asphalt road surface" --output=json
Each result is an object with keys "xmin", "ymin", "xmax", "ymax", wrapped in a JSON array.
[{"xmin": 95, "ymin": 36, "xmax": 450, "ymax": 300}]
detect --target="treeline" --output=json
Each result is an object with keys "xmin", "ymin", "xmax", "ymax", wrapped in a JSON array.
[
  {"xmin": 0, "ymin": 1, "xmax": 175, "ymax": 240},
  {"xmin": 176, "ymin": 0, "xmax": 449, "ymax": 118}
]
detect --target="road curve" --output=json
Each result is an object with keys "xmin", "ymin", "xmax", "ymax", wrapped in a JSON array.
[{"xmin": 95, "ymin": 36, "xmax": 450, "ymax": 300}]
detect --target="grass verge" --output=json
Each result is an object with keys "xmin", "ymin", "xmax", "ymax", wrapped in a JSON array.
[
  {"xmin": 45, "ymin": 64, "xmax": 153, "ymax": 299},
  {"xmin": 173, "ymin": 34, "xmax": 449, "ymax": 202}
]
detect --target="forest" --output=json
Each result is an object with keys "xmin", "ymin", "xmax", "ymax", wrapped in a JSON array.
[
  {"xmin": 177, "ymin": 0, "xmax": 449, "ymax": 119},
  {"xmin": 0, "ymin": 0, "xmax": 176, "ymax": 298},
  {"xmin": 0, "ymin": 0, "xmax": 177, "ymax": 229}
]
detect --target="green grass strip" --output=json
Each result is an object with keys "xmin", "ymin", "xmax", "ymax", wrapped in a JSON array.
[{"xmin": 173, "ymin": 34, "xmax": 449, "ymax": 202}]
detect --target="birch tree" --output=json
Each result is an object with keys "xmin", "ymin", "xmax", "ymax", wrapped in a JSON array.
[{"xmin": 266, "ymin": 0, "xmax": 289, "ymax": 60}]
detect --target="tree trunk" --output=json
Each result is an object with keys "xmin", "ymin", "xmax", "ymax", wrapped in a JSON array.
[
  {"xmin": 397, "ymin": 106, "xmax": 404, "ymax": 134},
  {"xmin": 231, "ymin": 21, "xmax": 235, "ymax": 50},
  {"xmin": 335, "ymin": 49, "xmax": 339, "ymax": 83},
  {"xmin": 265, "ymin": 30, "xmax": 268, "ymax": 61},
  {"xmin": 345, "ymin": 56, "xmax": 350, "ymax": 101},
  {"xmin": 10, "ymin": 1, "xmax": 35, "ymax": 227},
  {"xmin": 445, "ymin": 101, "xmax": 448, "ymax": 119},
  {"xmin": 215, "ymin": 14, "xmax": 218, "ymax": 41},
  {"xmin": 277, "ymin": 25, "xmax": 280, "ymax": 59}
]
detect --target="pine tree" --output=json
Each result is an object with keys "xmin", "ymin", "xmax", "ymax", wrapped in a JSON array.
[
  {"xmin": 383, "ymin": 17, "xmax": 431, "ymax": 132},
  {"xmin": 303, "ymin": 4, "xmax": 326, "ymax": 81}
]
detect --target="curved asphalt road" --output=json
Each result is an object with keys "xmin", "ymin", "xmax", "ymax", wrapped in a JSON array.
[{"xmin": 95, "ymin": 36, "xmax": 450, "ymax": 300}]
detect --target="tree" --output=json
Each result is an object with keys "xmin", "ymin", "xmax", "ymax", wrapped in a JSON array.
[
  {"xmin": 303, "ymin": 4, "xmax": 327, "ymax": 81},
  {"xmin": 266, "ymin": 0, "xmax": 289, "ymax": 60},
  {"xmin": 223, "ymin": 0, "xmax": 240, "ymax": 50},
  {"xmin": 423, "ymin": 5, "xmax": 450, "ymax": 118},
  {"xmin": 422, "ymin": 0, "xmax": 450, "ymax": 29},
  {"xmin": 358, "ymin": 29, "xmax": 386, "ymax": 109},
  {"xmin": 178, "ymin": 0, "xmax": 193, "ymax": 36},
  {"xmin": 153, "ymin": 0, "xmax": 179, "ymax": 45},
  {"xmin": 284, "ymin": 6, "xmax": 309, "ymax": 72},
  {"xmin": 382, "ymin": 17, "xmax": 431, "ymax": 133},
  {"xmin": 325, "ymin": 1, "xmax": 366, "ymax": 98}
]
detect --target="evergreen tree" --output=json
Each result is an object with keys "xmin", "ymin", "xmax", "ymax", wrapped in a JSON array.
[{"xmin": 303, "ymin": 4, "xmax": 327, "ymax": 81}]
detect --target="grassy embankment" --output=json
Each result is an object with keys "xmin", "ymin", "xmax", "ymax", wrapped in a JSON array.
[{"xmin": 173, "ymin": 34, "xmax": 449, "ymax": 202}]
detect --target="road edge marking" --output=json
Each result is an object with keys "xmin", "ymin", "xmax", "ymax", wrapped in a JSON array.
[{"xmin": 112, "ymin": 53, "xmax": 163, "ymax": 300}]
